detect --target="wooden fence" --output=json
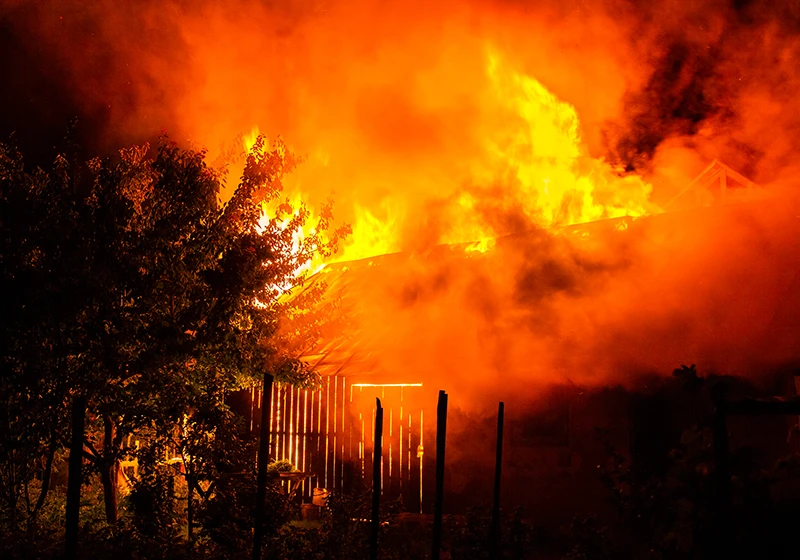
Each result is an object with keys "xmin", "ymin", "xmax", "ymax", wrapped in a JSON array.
[{"xmin": 244, "ymin": 377, "xmax": 427, "ymax": 509}]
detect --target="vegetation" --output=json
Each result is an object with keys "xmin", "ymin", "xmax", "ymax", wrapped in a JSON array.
[{"xmin": 0, "ymin": 134, "xmax": 347, "ymax": 558}]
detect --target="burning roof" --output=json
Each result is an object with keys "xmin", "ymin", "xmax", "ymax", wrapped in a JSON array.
[
  {"xmin": 666, "ymin": 159, "xmax": 763, "ymax": 211},
  {"xmin": 288, "ymin": 166, "xmax": 799, "ymax": 403}
]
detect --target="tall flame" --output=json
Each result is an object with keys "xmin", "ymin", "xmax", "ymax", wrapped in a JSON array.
[
  {"xmin": 476, "ymin": 46, "xmax": 653, "ymax": 228},
  {"xmin": 245, "ymin": 47, "xmax": 656, "ymax": 267}
]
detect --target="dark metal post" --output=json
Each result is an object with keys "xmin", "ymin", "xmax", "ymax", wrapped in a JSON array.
[
  {"xmin": 370, "ymin": 398, "xmax": 384, "ymax": 560},
  {"xmin": 252, "ymin": 373, "xmax": 274, "ymax": 560},
  {"xmin": 711, "ymin": 386, "xmax": 730, "ymax": 511},
  {"xmin": 490, "ymin": 402, "xmax": 505, "ymax": 558},
  {"xmin": 432, "ymin": 390, "xmax": 448, "ymax": 560},
  {"xmin": 710, "ymin": 384, "xmax": 730, "ymax": 557},
  {"xmin": 65, "ymin": 394, "xmax": 86, "ymax": 560}
]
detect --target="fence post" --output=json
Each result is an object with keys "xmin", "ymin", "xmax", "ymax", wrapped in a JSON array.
[
  {"xmin": 370, "ymin": 398, "xmax": 384, "ymax": 560},
  {"xmin": 432, "ymin": 390, "xmax": 448, "ymax": 560},
  {"xmin": 490, "ymin": 401, "xmax": 505, "ymax": 558},
  {"xmin": 252, "ymin": 372, "xmax": 274, "ymax": 560}
]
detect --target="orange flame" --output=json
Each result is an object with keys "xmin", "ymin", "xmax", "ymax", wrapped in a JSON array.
[
  {"xmin": 245, "ymin": 47, "xmax": 656, "ymax": 267},
  {"xmin": 244, "ymin": 128, "xmax": 327, "ymax": 279},
  {"xmin": 474, "ymin": 46, "xmax": 653, "ymax": 227}
]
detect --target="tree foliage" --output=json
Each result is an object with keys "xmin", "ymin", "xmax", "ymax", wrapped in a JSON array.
[{"xmin": 1, "ymin": 133, "xmax": 347, "ymax": 550}]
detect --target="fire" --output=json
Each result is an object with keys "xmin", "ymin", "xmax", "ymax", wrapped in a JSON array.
[
  {"xmin": 244, "ymin": 47, "xmax": 656, "ymax": 268},
  {"xmin": 475, "ymin": 46, "xmax": 654, "ymax": 228},
  {"xmin": 245, "ymin": 126, "xmax": 403, "ymax": 264},
  {"xmin": 244, "ymin": 127, "xmax": 327, "ymax": 279},
  {"xmin": 338, "ymin": 202, "xmax": 401, "ymax": 261},
  {"xmin": 243, "ymin": 126, "xmax": 261, "ymax": 155}
]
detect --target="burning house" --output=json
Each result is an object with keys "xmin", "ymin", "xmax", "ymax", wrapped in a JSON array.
[
  {"xmin": 231, "ymin": 160, "xmax": 800, "ymax": 518},
  {"xmin": 4, "ymin": 3, "xmax": 800, "ymax": 555}
]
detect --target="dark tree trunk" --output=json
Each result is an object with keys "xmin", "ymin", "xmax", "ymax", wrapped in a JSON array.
[
  {"xmin": 65, "ymin": 395, "xmax": 86, "ymax": 560},
  {"xmin": 100, "ymin": 415, "xmax": 120, "ymax": 525},
  {"xmin": 99, "ymin": 462, "xmax": 119, "ymax": 525},
  {"xmin": 34, "ymin": 436, "xmax": 57, "ymax": 514},
  {"xmin": 187, "ymin": 473, "xmax": 194, "ymax": 547}
]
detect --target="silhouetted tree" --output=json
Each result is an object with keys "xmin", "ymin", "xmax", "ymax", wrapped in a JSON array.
[{"xmin": 1, "ymin": 134, "xmax": 348, "ymax": 555}]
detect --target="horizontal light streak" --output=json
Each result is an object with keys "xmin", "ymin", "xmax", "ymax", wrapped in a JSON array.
[{"xmin": 351, "ymin": 383, "xmax": 423, "ymax": 387}]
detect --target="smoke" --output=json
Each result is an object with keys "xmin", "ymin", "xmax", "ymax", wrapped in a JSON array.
[
  {"xmin": 603, "ymin": 0, "xmax": 800, "ymax": 185},
  {"xmin": 3, "ymin": 0, "xmax": 800, "ymax": 399},
  {"xmin": 0, "ymin": 0, "xmax": 192, "ymax": 160},
  {"xmin": 4, "ymin": 0, "xmax": 799, "ymax": 215},
  {"xmin": 324, "ymin": 194, "xmax": 800, "ymax": 417}
]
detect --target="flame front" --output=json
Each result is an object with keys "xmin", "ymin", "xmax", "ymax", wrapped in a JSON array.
[
  {"xmin": 243, "ymin": 47, "xmax": 656, "ymax": 267},
  {"xmin": 479, "ymin": 47, "xmax": 652, "ymax": 227}
]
